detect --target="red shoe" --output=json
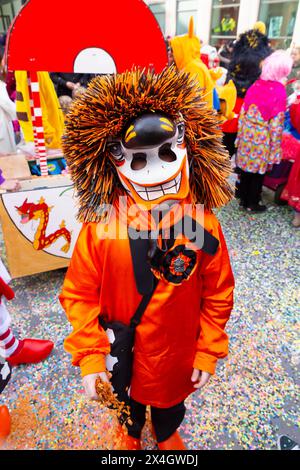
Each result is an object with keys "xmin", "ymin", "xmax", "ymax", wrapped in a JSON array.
[
  {"xmin": 114, "ymin": 424, "xmax": 141, "ymax": 450},
  {"xmin": 157, "ymin": 431, "xmax": 187, "ymax": 450},
  {"xmin": 0, "ymin": 405, "xmax": 11, "ymax": 441},
  {"xmin": 8, "ymin": 339, "xmax": 54, "ymax": 366}
]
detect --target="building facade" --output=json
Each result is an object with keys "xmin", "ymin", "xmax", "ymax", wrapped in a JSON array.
[{"xmin": 145, "ymin": 0, "xmax": 300, "ymax": 49}]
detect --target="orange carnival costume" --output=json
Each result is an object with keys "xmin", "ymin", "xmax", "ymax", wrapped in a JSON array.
[{"xmin": 60, "ymin": 67, "xmax": 234, "ymax": 450}]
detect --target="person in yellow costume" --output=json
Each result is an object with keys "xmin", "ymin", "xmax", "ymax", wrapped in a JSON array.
[
  {"xmin": 209, "ymin": 68, "xmax": 237, "ymax": 121},
  {"xmin": 170, "ymin": 17, "xmax": 215, "ymax": 108},
  {"xmin": 15, "ymin": 71, "xmax": 64, "ymax": 149}
]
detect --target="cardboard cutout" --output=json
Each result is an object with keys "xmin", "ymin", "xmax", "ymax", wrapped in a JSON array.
[{"xmin": 7, "ymin": 0, "xmax": 168, "ymax": 74}]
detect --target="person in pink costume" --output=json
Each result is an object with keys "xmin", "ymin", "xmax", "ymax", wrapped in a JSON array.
[{"xmin": 236, "ymin": 50, "xmax": 293, "ymax": 212}]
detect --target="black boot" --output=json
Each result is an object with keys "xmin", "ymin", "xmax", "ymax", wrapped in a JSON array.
[{"xmin": 246, "ymin": 204, "xmax": 267, "ymax": 213}]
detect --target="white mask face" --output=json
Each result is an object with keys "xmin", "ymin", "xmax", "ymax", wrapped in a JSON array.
[{"xmin": 107, "ymin": 115, "xmax": 190, "ymax": 208}]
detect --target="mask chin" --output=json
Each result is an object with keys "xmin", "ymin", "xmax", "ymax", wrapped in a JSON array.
[{"xmin": 118, "ymin": 156, "xmax": 190, "ymax": 210}]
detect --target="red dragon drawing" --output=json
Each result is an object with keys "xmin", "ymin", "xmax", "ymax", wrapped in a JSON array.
[{"xmin": 16, "ymin": 197, "xmax": 71, "ymax": 253}]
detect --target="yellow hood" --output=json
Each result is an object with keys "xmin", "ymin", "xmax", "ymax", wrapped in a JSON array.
[
  {"xmin": 170, "ymin": 17, "xmax": 201, "ymax": 70},
  {"xmin": 216, "ymin": 79, "xmax": 237, "ymax": 121},
  {"xmin": 253, "ymin": 21, "xmax": 266, "ymax": 35}
]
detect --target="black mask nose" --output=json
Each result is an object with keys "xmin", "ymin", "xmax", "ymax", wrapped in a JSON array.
[{"xmin": 123, "ymin": 113, "xmax": 176, "ymax": 149}]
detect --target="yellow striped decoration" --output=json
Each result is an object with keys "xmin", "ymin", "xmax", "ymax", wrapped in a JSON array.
[
  {"xmin": 161, "ymin": 124, "xmax": 174, "ymax": 132},
  {"xmin": 159, "ymin": 117, "xmax": 173, "ymax": 127},
  {"xmin": 125, "ymin": 131, "xmax": 137, "ymax": 143},
  {"xmin": 125, "ymin": 125, "xmax": 135, "ymax": 140}
]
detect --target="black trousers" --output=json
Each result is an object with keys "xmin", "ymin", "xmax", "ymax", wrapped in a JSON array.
[
  {"xmin": 125, "ymin": 399, "xmax": 186, "ymax": 443},
  {"xmin": 0, "ymin": 361, "xmax": 11, "ymax": 394},
  {"xmin": 239, "ymin": 170, "xmax": 265, "ymax": 207},
  {"xmin": 223, "ymin": 132, "xmax": 237, "ymax": 158}
]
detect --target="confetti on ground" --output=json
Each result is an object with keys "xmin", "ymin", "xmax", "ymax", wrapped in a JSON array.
[{"xmin": 0, "ymin": 184, "xmax": 299, "ymax": 450}]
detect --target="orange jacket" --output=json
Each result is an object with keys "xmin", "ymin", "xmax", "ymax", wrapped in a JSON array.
[{"xmin": 60, "ymin": 209, "xmax": 234, "ymax": 408}]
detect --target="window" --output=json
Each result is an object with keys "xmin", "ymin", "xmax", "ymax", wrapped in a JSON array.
[
  {"xmin": 13, "ymin": 1, "xmax": 23, "ymax": 13},
  {"xmin": 210, "ymin": 0, "xmax": 240, "ymax": 49},
  {"xmin": 259, "ymin": 0, "xmax": 299, "ymax": 49},
  {"xmin": 0, "ymin": 1, "xmax": 23, "ymax": 33},
  {"xmin": 176, "ymin": 0, "xmax": 198, "ymax": 35},
  {"xmin": 149, "ymin": 2, "xmax": 166, "ymax": 35}
]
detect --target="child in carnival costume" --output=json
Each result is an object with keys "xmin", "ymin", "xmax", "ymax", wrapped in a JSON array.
[{"xmin": 60, "ymin": 66, "xmax": 235, "ymax": 450}]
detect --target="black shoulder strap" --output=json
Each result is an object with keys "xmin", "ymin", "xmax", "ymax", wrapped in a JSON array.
[
  {"xmin": 99, "ymin": 267, "xmax": 157, "ymax": 331},
  {"xmin": 128, "ymin": 227, "xmax": 158, "ymax": 329},
  {"xmin": 175, "ymin": 216, "xmax": 219, "ymax": 255},
  {"xmin": 127, "ymin": 215, "xmax": 218, "ymax": 330},
  {"xmin": 129, "ymin": 277, "xmax": 158, "ymax": 329},
  {"xmin": 128, "ymin": 227, "xmax": 155, "ymax": 295}
]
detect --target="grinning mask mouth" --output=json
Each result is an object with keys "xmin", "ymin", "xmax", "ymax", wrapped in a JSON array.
[{"xmin": 107, "ymin": 113, "xmax": 190, "ymax": 208}]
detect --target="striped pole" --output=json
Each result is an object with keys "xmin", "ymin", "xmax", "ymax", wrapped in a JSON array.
[
  {"xmin": 27, "ymin": 73, "xmax": 39, "ymax": 156},
  {"xmin": 28, "ymin": 71, "xmax": 48, "ymax": 176}
]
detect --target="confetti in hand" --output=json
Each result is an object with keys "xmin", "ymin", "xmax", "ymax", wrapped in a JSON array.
[{"xmin": 95, "ymin": 377, "xmax": 132, "ymax": 426}]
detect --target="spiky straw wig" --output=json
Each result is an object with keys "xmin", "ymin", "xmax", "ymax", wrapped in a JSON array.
[{"xmin": 63, "ymin": 66, "xmax": 232, "ymax": 222}]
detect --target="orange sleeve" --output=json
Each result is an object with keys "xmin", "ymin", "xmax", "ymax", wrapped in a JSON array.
[
  {"xmin": 59, "ymin": 223, "xmax": 110, "ymax": 377},
  {"xmin": 193, "ymin": 222, "xmax": 234, "ymax": 375}
]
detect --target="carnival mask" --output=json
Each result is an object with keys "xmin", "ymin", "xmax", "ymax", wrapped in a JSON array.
[{"xmin": 107, "ymin": 113, "xmax": 190, "ymax": 208}]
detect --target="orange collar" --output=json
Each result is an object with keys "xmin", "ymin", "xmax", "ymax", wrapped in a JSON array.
[{"xmin": 115, "ymin": 195, "xmax": 197, "ymax": 233}]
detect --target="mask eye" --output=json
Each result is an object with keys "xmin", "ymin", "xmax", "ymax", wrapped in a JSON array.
[
  {"xmin": 158, "ymin": 143, "xmax": 177, "ymax": 162},
  {"xmin": 177, "ymin": 123, "xmax": 185, "ymax": 144},
  {"xmin": 108, "ymin": 142, "xmax": 124, "ymax": 162}
]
